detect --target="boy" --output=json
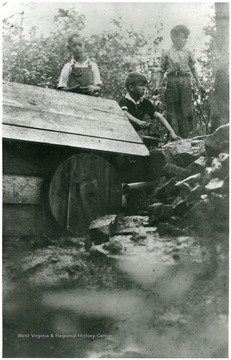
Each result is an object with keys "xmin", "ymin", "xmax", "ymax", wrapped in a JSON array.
[
  {"xmin": 58, "ymin": 32, "xmax": 102, "ymax": 96},
  {"xmin": 155, "ymin": 25, "xmax": 204, "ymax": 138},
  {"xmin": 119, "ymin": 72, "xmax": 179, "ymax": 140}
]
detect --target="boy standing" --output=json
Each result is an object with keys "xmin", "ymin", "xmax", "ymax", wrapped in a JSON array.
[
  {"xmin": 58, "ymin": 32, "xmax": 102, "ymax": 96},
  {"xmin": 156, "ymin": 25, "xmax": 204, "ymax": 138},
  {"xmin": 119, "ymin": 72, "xmax": 179, "ymax": 140}
]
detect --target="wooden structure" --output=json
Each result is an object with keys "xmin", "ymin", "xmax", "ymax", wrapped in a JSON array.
[{"xmin": 3, "ymin": 81, "xmax": 149, "ymax": 238}]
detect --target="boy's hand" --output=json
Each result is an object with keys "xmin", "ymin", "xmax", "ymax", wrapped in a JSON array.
[
  {"xmin": 139, "ymin": 121, "xmax": 150, "ymax": 129},
  {"xmin": 169, "ymin": 132, "xmax": 181, "ymax": 141},
  {"xmin": 82, "ymin": 85, "xmax": 100, "ymax": 94}
]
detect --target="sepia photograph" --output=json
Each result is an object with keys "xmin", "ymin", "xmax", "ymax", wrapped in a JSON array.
[{"xmin": 2, "ymin": 1, "xmax": 229, "ymax": 358}]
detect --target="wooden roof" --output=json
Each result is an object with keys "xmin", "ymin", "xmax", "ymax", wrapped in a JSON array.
[{"xmin": 3, "ymin": 81, "xmax": 149, "ymax": 157}]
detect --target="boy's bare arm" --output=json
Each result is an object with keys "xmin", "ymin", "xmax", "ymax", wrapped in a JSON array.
[
  {"xmin": 154, "ymin": 112, "xmax": 180, "ymax": 140},
  {"xmin": 123, "ymin": 110, "xmax": 150, "ymax": 129}
]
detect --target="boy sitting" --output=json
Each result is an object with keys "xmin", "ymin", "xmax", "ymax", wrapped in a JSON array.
[
  {"xmin": 119, "ymin": 72, "xmax": 179, "ymax": 141},
  {"xmin": 58, "ymin": 32, "xmax": 102, "ymax": 96},
  {"xmin": 155, "ymin": 25, "xmax": 204, "ymax": 138}
]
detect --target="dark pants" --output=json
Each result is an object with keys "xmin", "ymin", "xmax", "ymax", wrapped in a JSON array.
[{"xmin": 165, "ymin": 75, "xmax": 193, "ymax": 138}]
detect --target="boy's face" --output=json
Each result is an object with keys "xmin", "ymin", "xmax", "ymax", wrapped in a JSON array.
[
  {"xmin": 172, "ymin": 32, "xmax": 187, "ymax": 50},
  {"xmin": 130, "ymin": 82, "xmax": 146, "ymax": 97},
  {"xmin": 69, "ymin": 36, "xmax": 85, "ymax": 58}
]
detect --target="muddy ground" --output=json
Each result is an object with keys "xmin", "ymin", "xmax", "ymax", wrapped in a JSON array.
[{"xmin": 3, "ymin": 225, "xmax": 228, "ymax": 358}]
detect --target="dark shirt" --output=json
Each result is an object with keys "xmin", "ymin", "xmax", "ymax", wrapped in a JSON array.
[{"xmin": 118, "ymin": 94, "xmax": 156, "ymax": 130}]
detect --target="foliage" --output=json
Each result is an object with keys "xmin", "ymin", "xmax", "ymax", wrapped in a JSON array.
[{"xmin": 3, "ymin": 7, "xmax": 215, "ymax": 136}]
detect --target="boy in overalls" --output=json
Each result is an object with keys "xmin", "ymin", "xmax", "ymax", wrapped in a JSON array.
[
  {"xmin": 155, "ymin": 25, "xmax": 204, "ymax": 138},
  {"xmin": 58, "ymin": 32, "xmax": 102, "ymax": 96}
]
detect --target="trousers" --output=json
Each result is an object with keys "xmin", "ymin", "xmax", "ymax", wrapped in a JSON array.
[{"xmin": 165, "ymin": 76, "xmax": 193, "ymax": 138}]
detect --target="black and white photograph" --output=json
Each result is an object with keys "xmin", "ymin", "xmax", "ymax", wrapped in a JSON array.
[{"xmin": 2, "ymin": 1, "xmax": 229, "ymax": 358}]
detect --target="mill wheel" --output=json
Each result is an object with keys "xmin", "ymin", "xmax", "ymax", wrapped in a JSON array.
[{"xmin": 49, "ymin": 153, "xmax": 122, "ymax": 235}]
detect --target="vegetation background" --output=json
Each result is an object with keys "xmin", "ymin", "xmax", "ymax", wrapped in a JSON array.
[{"xmin": 3, "ymin": 3, "xmax": 228, "ymax": 136}]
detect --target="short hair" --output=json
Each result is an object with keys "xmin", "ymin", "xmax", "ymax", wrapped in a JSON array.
[
  {"xmin": 67, "ymin": 31, "xmax": 84, "ymax": 47},
  {"xmin": 171, "ymin": 25, "xmax": 190, "ymax": 40},
  {"xmin": 125, "ymin": 72, "xmax": 148, "ymax": 90}
]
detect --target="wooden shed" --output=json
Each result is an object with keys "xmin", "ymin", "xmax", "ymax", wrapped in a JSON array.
[{"xmin": 3, "ymin": 81, "xmax": 149, "ymax": 239}]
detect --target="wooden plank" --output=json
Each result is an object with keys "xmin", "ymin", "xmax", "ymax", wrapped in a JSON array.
[
  {"xmin": 3, "ymin": 104, "xmax": 140, "ymax": 143},
  {"xmin": 3, "ymin": 81, "xmax": 149, "ymax": 156},
  {"xmin": 3, "ymin": 175, "xmax": 44, "ymax": 204},
  {"xmin": 49, "ymin": 153, "xmax": 122, "ymax": 235},
  {"xmin": 3, "ymin": 124, "xmax": 150, "ymax": 156},
  {"xmin": 3, "ymin": 81, "xmax": 124, "ymax": 116}
]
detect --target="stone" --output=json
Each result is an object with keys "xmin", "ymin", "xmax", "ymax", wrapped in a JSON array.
[
  {"xmin": 131, "ymin": 227, "xmax": 147, "ymax": 242},
  {"xmin": 187, "ymin": 156, "xmax": 207, "ymax": 174},
  {"xmin": 157, "ymin": 223, "xmax": 185, "ymax": 237},
  {"xmin": 218, "ymin": 153, "xmax": 229, "ymax": 178},
  {"xmin": 112, "ymin": 215, "xmax": 149, "ymax": 234},
  {"xmin": 173, "ymin": 200, "xmax": 190, "ymax": 216},
  {"xmin": 205, "ymin": 178, "xmax": 224, "ymax": 192},
  {"xmin": 162, "ymin": 138, "xmax": 205, "ymax": 159},
  {"xmin": 148, "ymin": 149, "xmax": 168, "ymax": 179},
  {"xmin": 205, "ymin": 124, "xmax": 229, "ymax": 157},
  {"xmin": 175, "ymin": 153, "xmax": 196, "ymax": 168},
  {"xmin": 186, "ymin": 199, "xmax": 215, "ymax": 235},
  {"xmin": 102, "ymin": 238, "xmax": 123, "ymax": 254},
  {"xmin": 211, "ymin": 157, "xmax": 223, "ymax": 177},
  {"xmin": 210, "ymin": 193, "xmax": 229, "ymax": 230},
  {"xmin": 171, "ymin": 196, "xmax": 184, "ymax": 207},
  {"xmin": 161, "ymin": 163, "xmax": 191, "ymax": 180},
  {"xmin": 218, "ymin": 153, "xmax": 229, "ymax": 165},
  {"xmin": 186, "ymin": 185, "xmax": 205, "ymax": 203},
  {"xmin": 88, "ymin": 215, "xmax": 116, "ymax": 245},
  {"xmin": 202, "ymin": 167, "xmax": 213, "ymax": 186},
  {"xmin": 154, "ymin": 177, "xmax": 178, "ymax": 202},
  {"xmin": 148, "ymin": 202, "xmax": 174, "ymax": 223}
]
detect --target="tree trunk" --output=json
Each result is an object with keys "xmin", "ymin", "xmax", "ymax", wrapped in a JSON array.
[{"xmin": 211, "ymin": 3, "xmax": 229, "ymax": 132}]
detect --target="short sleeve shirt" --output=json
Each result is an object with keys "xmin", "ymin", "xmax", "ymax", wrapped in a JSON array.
[
  {"xmin": 118, "ymin": 93, "xmax": 156, "ymax": 130},
  {"xmin": 58, "ymin": 57, "xmax": 102, "ymax": 88},
  {"xmin": 159, "ymin": 46, "xmax": 196, "ymax": 75}
]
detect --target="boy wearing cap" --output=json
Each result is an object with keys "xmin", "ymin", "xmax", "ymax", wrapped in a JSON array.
[
  {"xmin": 119, "ymin": 72, "xmax": 179, "ymax": 140},
  {"xmin": 58, "ymin": 32, "xmax": 102, "ymax": 96},
  {"xmin": 155, "ymin": 25, "xmax": 204, "ymax": 138}
]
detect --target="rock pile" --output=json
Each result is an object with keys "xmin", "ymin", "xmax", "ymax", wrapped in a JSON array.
[{"xmin": 148, "ymin": 124, "xmax": 229, "ymax": 236}]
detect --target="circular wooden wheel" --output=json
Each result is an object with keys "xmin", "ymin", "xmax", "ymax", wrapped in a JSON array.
[{"xmin": 49, "ymin": 153, "xmax": 122, "ymax": 235}]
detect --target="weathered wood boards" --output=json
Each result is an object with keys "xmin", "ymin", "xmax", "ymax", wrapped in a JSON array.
[
  {"xmin": 3, "ymin": 81, "xmax": 149, "ymax": 156},
  {"xmin": 49, "ymin": 154, "xmax": 122, "ymax": 235}
]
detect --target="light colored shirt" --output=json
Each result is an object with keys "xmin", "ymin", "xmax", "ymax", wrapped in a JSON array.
[
  {"xmin": 159, "ymin": 46, "xmax": 196, "ymax": 75},
  {"xmin": 58, "ymin": 57, "xmax": 102, "ymax": 88}
]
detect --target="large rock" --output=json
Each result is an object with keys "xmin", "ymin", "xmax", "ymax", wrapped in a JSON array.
[
  {"xmin": 162, "ymin": 138, "xmax": 205, "ymax": 166},
  {"xmin": 88, "ymin": 215, "xmax": 116, "ymax": 245},
  {"xmin": 148, "ymin": 202, "xmax": 174, "ymax": 223},
  {"xmin": 205, "ymin": 178, "xmax": 224, "ymax": 192},
  {"xmin": 186, "ymin": 185, "xmax": 205, "ymax": 203},
  {"xmin": 161, "ymin": 163, "xmax": 191, "ymax": 179},
  {"xmin": 154, "ymin": 177, "xmax": 179, "ymax": 203},
  {"xmin": 205, "ymin": 124, "xmax": 229, "ymax": 157},
  {"xmin": 186, "ymin": 199, "xmax": 215, "ymax": 235},
  {"xmin": 187, "ymin": 156, "xmax": 207, "ymax": 174}
]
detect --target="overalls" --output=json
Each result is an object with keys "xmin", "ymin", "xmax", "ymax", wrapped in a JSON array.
[{"xmin": 67, "ymin": 62, "xmax": 98, "ymax": 95}]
